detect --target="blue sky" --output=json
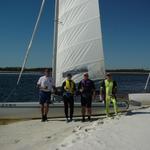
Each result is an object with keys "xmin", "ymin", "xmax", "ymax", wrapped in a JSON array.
[{"xmin": 0, "ymin": 0, "xmax": 150, "ymax": 69}]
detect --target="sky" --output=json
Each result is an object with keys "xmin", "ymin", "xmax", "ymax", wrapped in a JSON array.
[{"xmin": 0, "ymin": 0, "xmax": 150, "ymax": 69}]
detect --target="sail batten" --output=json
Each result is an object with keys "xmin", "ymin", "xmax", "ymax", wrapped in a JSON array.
[{"xmin": 55, "ymin": 0, "xmax": 105, "ymax": 87}]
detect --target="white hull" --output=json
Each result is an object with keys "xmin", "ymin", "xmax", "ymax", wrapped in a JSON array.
[
  {"xmin": 0, "ymin": 102, "xmax": 128, "ymax": 119},
  {"xmin": 128, "ymin": 93, "xmax": 150, "ymax": 105}
]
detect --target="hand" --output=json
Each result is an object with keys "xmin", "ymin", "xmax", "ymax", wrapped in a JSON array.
[
  {"xmin": 45, "ymin": 86, "xmax": 48, "ymax": 89},
  {"xmin": 99, "ymin": 95, "xmax": 103, "ymax": 101},
  {"xmin": 92, "ymin": 94, "xmax": 96, "ymax": 101},
  {"xmin": 79, "ymin": 88, "xmax": 83, "ymax": 93}
]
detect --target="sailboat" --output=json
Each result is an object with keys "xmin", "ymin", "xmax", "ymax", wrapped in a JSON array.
[
  {"xmin": 128, "ymin": 73, "xmax": 150, "ymax": 105},
  {"xmin": 0, "ymin": 0, "xmax": 128, "ymax": 119}
]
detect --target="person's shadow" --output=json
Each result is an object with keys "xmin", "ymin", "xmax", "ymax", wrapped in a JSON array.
[{"xmin": 126, "ymin": 110, "xmax": 150, "ymax": 116}]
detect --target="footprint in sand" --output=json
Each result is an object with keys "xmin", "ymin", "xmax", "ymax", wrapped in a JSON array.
[
  {"xmin": 46, "ymin": 136, "xmax": 52, "ymax": 139},
  {"xmin": 72, "ymin": 126, "xmax": 82, "ymax": 133},
  {"xmin": 61, "ymin": 144, "xmax": 67, "ymax": 147},
  {"xmin": 72, "ymin": 140, "xmax": 76, "ymax": 143},
  {"xmin": 85, "ymin": 128, "xmax": 93, "ymax": 132},
  {"xmin": 75, "ymin": 136, "xmax": 81, "ymax": 140},
  {"xmin": 14, "ymin": 139, "xmax": 20, "ymax": 143}
]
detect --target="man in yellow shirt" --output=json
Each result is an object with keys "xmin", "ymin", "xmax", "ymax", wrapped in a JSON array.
[
  {"xmin": 100, "ymin": 73, "xmax": 118, "ymax": 117},
  {"xmin": 62, "ymin": 74, "xmax": 76, "ymax": 122}
]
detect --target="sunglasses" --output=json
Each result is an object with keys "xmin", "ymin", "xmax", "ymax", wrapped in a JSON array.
[{"xmin": 84, "ymin": 74, "xmax": 88, "ymax": 76}]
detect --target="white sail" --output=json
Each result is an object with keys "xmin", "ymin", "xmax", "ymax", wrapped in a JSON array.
[{"xmin": 55, "ymin": 0, "xmax": 105, "ymax": 87}]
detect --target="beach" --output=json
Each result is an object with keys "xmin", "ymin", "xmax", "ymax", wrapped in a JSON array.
[
  {"xmin": 0, "ymin": 107, "xmax": 150, "ymax": 150},
  {"xmin": 0, "ymin": 117, "xmax": 93, "ymax": 150}
]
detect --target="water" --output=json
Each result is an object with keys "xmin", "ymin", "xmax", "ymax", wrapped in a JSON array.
[
  {"xmin": 0, "ymin": 73, "xmax": 150, "ymax": 102},
  {"xmin": 0, "ymin": 73, "xmax": 40, "ymax": 102}
]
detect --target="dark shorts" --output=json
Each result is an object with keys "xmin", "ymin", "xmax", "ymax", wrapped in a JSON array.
[
  {"xmin": 39, "ymin": 91, "xmax": 51, "ymax": 105},
  {"xmin": 81, "ymin": 95, "xmax": 92, "ymax": 108}
]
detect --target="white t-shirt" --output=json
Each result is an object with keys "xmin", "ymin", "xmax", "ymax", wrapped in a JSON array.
[{"xmin": 37, "ymin": 76, "xmax": 54, "ymax": 92}]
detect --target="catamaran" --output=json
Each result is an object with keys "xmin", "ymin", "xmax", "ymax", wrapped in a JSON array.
[
  {"xmin": 0, "ymin": 0, "xmax": 128, "ymax": 119},
  {"xmin": 129, "ymin": 73, "xmax": 150, "ymax": 105}
]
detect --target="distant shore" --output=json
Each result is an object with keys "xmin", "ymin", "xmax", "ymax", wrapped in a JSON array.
[
  {"xmin": 0, "ymin": 71, "xmax": 149, "ymax": 75},
  {"xmin": 0, "ymin": 71, "xmax": 41, "ymax": 74},
  {"xmin": 0, "ymin": 67, "xmax": 150, "ymax": 74}
]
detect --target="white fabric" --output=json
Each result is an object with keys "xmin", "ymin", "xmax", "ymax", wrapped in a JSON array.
[
  {"xmin": 128, "ymin": 93, "xmax": 150, "ymax": 105},
  {"xmin": 55, "ymin": 0, "xmax": 105, "ymax": 87},
  {"xmin": 37, "ymin": 76, "xmax": 54, "ymax": 92}
]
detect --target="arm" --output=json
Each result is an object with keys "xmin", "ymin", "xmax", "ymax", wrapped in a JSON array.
[
  {"xmin": 92, "ymin": 81, "xmax": 96, "ymax": 99},
  {"xmin": 100, "ymin": 80, "xmax": 105, "ymax": 96},
  {"xmin": 51, "ymin": 78, "xmax": 56, "ymax": 93},
  {"xmin": 78, "ymin": 81, "xmax": 81, "ymax": 90},
  {"xmin": 113, "ymin": 81, "xmax": 117, "ymax": 94},
  {"xmin": 73, "ymin": 82, "xmax": 76, "ymax": 92},
  {"xmin": 99, "ymin": 80, "xmax": 105, "ymax": 101},
  {"xmin": 61, "ymin": 81, "xmax": 66, "ymax": 94},
  {"xmin": 37, "ymin": 78, "xmax": 41, "ymax": 89}
]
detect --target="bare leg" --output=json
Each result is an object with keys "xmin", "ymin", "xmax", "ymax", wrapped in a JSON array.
[
  {"xmin": 44, "ymin": 103, "xmax": 49, "ymax": 121},
  {"xmin": 44, "ymin": 103, "xmax": 49, "ymax": 115},
  {"xmin": 40, "ymin": 105, "xmax": 44, "ymax": 115},
  {"xmin": 82, "ymin": 106, "xmax": 86, "ymax": 116},
  {"xmin": 40, "ymin": 104, "xmax": 45, "ymax": 121},
  {"xmin": 87, "ymin": 108, "xmax": 92, "ymax": 119},
  {"xmin": 82, "ymin": 106, "xmax": 86, "ymax": 121}
]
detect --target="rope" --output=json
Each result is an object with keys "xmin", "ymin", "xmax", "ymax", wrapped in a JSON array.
[
  {"xmin": 3, "ymin": 86, "xmax": 17, "ymax": 102},
  {"xmin": 144, "ymin": 73, "xmax": 150, "ymax": 91},
  {"xmin": 3, "ymin": 0, "xmax": 46, "ymax": 102},
  {"xmin": 17, "ymin": 0, "xmax": 46, "ymax": 85}
]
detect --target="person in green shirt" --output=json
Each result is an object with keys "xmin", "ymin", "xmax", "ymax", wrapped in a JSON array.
[{"xmin": 100, "ymin": 73, "xmax": 118, "ymax": 116}]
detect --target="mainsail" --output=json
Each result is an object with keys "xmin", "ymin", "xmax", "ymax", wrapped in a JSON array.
[{"xmin": 54, "ymin": 0, "xmax": 105, "ymax": 87}]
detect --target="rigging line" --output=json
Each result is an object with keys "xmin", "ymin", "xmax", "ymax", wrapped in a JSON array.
[
  {"xmin": 3, "ymin": 0, "xmax": 46, "ymax": 102},
  {"xmin": 17, "ymin": 0, "xmax": 46, "ymax": 85},
  {"xmin": 3, "ymin": 86, "xmax": 17, "ymax": 102},
  {"xmin": 144, "ymin": 73, "xmax": 150, "ymax": 91}
]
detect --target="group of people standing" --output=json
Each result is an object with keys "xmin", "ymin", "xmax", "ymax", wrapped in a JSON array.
[
  {"xmin": 62, "ymin": 72, "xmax": 95, "ymax": 122},
  {"xmin": 37, "ymin": 69, "xmax": 118, "ymax": 122}
]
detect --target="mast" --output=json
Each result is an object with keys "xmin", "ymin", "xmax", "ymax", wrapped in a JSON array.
[{"xmin": 52, "ymin": 0, "xmax": 59, "ymax": 86}]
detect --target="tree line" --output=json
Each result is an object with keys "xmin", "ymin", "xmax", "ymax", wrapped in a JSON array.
[{"xmin": 0, "ymin": 67, "xmax": 149, "ymax": 73}]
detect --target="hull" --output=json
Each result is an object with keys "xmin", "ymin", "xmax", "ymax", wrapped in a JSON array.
[
  {"xmin": 128, "ymin": 93, "xmax": 150, "ymax": 105},
  {"xmin": 0, "ymin": 102, "xmax": 128, "ymax": 119}
]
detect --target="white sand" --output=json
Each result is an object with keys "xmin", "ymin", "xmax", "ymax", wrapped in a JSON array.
[
  {"xmin": 0, "ymin": 107, "xmax": 150, "ymax": 150},
  {"xmin": 58, "ymin": 107, "xmax": 150, "ymax": 150},
  {"xmin": 0, "ymin": 118, "xmax": 91, "ymax": 150}
]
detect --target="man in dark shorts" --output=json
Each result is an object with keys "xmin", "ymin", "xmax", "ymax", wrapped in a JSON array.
[
  {"xmin": 37, "ymin": 69, "xmax": 55, "ymax": 122},
  {"xmin": 62, "ymin": 74, "xmax": 76, "ymax": 122},
  {"xmin": 78, "ymin": 73, "xmax": 95, "ymax": 122}
]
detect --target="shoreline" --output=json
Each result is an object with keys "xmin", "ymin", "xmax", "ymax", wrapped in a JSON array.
[
  {"xmin": 0, "ymin": 71, "xmax": 41, "ymax": 74},
  {"xmin": 0, "ymin": 71, "xmax": 149, "ymax": 75}
]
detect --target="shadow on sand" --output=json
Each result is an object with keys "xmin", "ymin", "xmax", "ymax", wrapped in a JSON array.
[
  {"xmin": 126, "ymin": 110, "xmax": 150, "ymax": 116},
  {"xmin": 47, "ymin": 116, "xmax": 106, "ymax": 122}
]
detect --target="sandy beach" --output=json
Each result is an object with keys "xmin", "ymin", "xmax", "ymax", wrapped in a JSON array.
[{"xmin": 0, "ymin": 107, "xmax": 150, "ymax": 150}]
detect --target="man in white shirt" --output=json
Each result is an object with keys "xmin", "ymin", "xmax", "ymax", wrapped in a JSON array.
[{"xmin": 37, "ymin": 68, "xmax": 54, "ymax": 122}]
